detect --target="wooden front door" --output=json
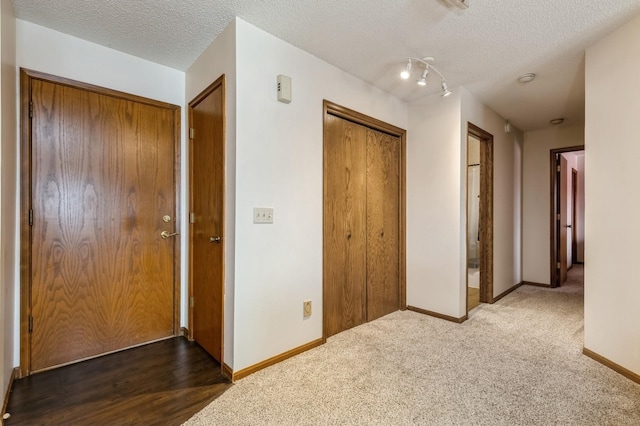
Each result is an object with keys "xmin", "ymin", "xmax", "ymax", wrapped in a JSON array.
[
  {"xmin": 323, "ymin": 101, "xmax": 405, "ymax": 338},
  {"xmin": 189, "ymin": 77, "xmax": 225, "ymax": 363},
  {"xmin": 23, "ymin": 71, "xmax": 180, "ymax": 374}
]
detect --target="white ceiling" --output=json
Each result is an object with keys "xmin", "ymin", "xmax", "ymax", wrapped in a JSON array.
[{"xmin": 11, "ymin": 0, "xmax": 640, "ymax": 131}]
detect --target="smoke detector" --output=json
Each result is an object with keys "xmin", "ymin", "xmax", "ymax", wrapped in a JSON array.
[{"xmin": 447, "ymin": 0, "xmax": 470, "ymax": 9}]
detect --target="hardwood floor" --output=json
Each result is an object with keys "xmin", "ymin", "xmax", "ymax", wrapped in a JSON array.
[
  {"xmin": 4, "ymin": 337, "xmax": 231, "ymax": 425},
  {"xmin": 467, "ymin": 287, "xmax": 480, "ymax": 311}
]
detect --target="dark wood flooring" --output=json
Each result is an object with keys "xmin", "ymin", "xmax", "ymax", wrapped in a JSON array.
[{"xmin": 4, "ymin": 337, "xmax": 232, "ymax": 425}]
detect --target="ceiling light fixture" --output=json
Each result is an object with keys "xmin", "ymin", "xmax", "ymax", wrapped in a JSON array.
[
  {"xmin": 549, "ymin": 118, "xmax": 565, "ymax": 125},
  {"xmin": 400, "ymin": 56, "xmax": 452, "ymax": 97},
  {"xmin": 517, "ymin": 73, "xmax": 536, "ymax": 84}
]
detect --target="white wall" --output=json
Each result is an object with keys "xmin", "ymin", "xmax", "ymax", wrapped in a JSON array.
[
  {"xmin": 185, "ymin": 19, "xmax": 237, "ymax": 368},
  {"xmin": 406, "ymin": 87, "xmax": 522, "ymax": 320},
  {"xmin": 1, "ymin": 0, "xmax": 17, "ymax": 402},
  {"xmin": 461, "ymin": 88, "xmax": 523, "ymax": 300},
  {"xmin": 407, "ymin": 90, "xmax": 463, "ymax": 318},
  {"xmin": 522, "ymin": 125, "xmax": 584, "ymax": 285},
  {"xmin": 585, "ymin": 14, "xmax": 640, "ymax": 375},
  {"xmin": 232, "ymin": 19, "xmax": 408, "ymax": 371},
  {"xmin": 15, "ymin": 20, "xmax": 187, "ymax": 359}
]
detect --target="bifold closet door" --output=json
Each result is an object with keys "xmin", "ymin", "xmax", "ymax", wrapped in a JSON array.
[
  {"xmin": 324, "ymin": 114, "xmax": 401, "ymax": 338},
  {"xmin": 366, "ymin": 129, "xmax": 400, "ymax": 321},
  {"xmin": 324, "ymin": 114, "xmax": 368, "ymax": 338}
]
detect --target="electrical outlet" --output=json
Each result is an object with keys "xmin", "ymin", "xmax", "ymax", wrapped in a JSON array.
[{"xmin": 303, "ymin": 300, "xmax": 312, "ymax": 318}]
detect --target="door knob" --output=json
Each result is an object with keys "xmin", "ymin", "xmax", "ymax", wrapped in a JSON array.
[
  {"xmin": 161, "ymin": 231, "xmax": 179, "ymax": 239},
  {"xmin": 210, "ymin": 236, "xmax": 222, "ymax": 243}
]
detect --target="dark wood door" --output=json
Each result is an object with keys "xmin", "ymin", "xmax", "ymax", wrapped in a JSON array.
[
  {"xmin": 323, "ymin": 114, "xmax": 368, "ymax": 337},
  {"xmin": 189, "ymin": 78, "xmax": 224, "ymax": 362},
  {"xmin": 558, "ymin": 155, "xmax": 568, "ymax": 285},
  {"xmin": 366, "ymin": 128, "xmax": 400, "ymax": 321},
  {"xmin": 29, "ymin": 77, "xmax": 178, "ymax": 372}
]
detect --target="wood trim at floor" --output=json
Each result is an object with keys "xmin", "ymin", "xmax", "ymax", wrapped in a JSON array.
[
  {"xmin": 492, "ymin": 283, "xmax": 523, "ymax": 303},
  {"xmin": 522, "ymin": 281, "xmax": 551, "ymax": 288},
  {"xmin": 407, "ymin": 306, "xmax": 468, "ymax": 324},
  {"xmin": 2, "ymin": 367, "xmax": 19, "ymax": 424},
  {"xmin": 179, "ymin": 327, "xmax": 190, "ymax": 338},
  {"xmin": 222, "ymin": 363, "xmax": 233, "ymax": 381},
  {"xmin": 231, "ymin": 338, "xmax": 325, "ymax": 382},
  {"xmin": 583, "ymin": 347, "xmax": 640, "ymax": 385}
]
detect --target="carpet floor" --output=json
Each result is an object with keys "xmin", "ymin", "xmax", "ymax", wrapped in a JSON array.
[{"xmin": 185, "ymin": 266, "xmax": 640, "ymax": 425}]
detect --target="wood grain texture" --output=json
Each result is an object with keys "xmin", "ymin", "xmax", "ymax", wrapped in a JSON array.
[
  {"xmin": 28, "ymin": 76, "xmax": 177, "ymax": 372},
  {"xmin": 5, "ymin": 338, "xmax": 231, "ymax": 425},
  {"xmin": 323, "ymin": 100, "xmax": 406, "ymax": 338},
  {"xmin": 189, "ymin": 76, "xmax": 225, "ymax": 363},
  {"xmin": 323, "ymin": 114, "xmax": 368, "ymax": 338},
  {"xmin": 468, "ymin": 123, "xmax": 494, "ymax": 304},
  {"xmin": 366, "ymin": 128, "xmax": 400, "ymax": 321},
  {"xmin": 559, "ymin": 154, "xmax": 568, "ymax": 285}
]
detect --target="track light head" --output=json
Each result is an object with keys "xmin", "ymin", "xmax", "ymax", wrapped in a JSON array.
[
  {"xmin": 400, "ymin": 60, "xmax": 412, "ymax": 80},
  {"xmin": 441, "ymin": 80, "xmax": 452, "ymax": 97},
  {"xmin": 417, "ymin": 68, "xmax": 429, "ymax": 86}
]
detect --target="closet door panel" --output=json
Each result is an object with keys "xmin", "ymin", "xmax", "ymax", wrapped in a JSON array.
[
  {"xmin": 366, "ymin": 129, "xmax": 400, "ymax": 321},
  {"xmin": 323, "ymin": 115, "xmax": 368, "ymax": 337}
]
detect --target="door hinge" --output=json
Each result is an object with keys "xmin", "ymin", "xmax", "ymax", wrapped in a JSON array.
[
  {"xmin": 189, "ymin": 212, "xmax": 196, "ymax": 224},
  {"xmin": 29, "ymin": 209, "xmax": 33, "ymax": 226},
  {"xmin": 190, "ymin": 296, "xmax": 194, "ymax": 308},
  {"xmin": 557, "ymin": 214, "xmax": 561, "ymax": 221},
  {"xmin": 29, "ymin": 101, "xmax": 33, "ymax": 118},
  {"xmin": 557, "ymin": 165, "xmax": 561, "ymax": 172},
  {"xmin": 557, "ymin": 262, "xmax": 561, "ymax": 269},
  {"xmin": 189, "ymin": 128, "xmax": 195, "ymax": 139},
  {"xmin": 28, "ymin": 316, "xmax": 33, "ymax": 334}
]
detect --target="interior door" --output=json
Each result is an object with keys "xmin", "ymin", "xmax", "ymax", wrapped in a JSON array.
[
  {"xmin": 189, "ymin": 77, "xmax": 225, "ymax": 362},
  {"xmin": 558, "ymin": 155, "xmax": 568, "ymax": 285},
  {"xmin": 323, "ymin": 114, "xmax": 368, "ymax": 338},
  {"xmin": 29, "ymin": 76, "xmax": 178, "ymax": 372},
  {"xmin": 366, "ymin": 128, "xmax": 400, "ymax": 321}
]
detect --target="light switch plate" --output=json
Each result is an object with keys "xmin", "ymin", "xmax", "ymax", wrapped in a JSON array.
[{"xmin": 253, "ymin": 207, "xmax": 274, "ymax": 224}]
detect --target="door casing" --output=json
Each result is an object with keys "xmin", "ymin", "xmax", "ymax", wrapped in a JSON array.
[
  {"xmin": 466, "ymin": 123, "xmax": 494, "ymax": 307},
  {"xmin": 549, "ymin": 145, "xmax": 584, "ymax": 287},
  {"xmin": 19, "ymin": 69, "xmax": 181, "ymax": 377}
]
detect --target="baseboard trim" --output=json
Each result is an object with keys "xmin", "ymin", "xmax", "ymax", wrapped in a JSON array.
[
  {"xmin": 522, "ymin": 281, "xmax": 551, "ymax": 288},
  {"xmin": 232, "ymin": 338, "xmax": 325, "ymax": 382},
  {"xmin": 583, "ymin": 347, "xmax": 640, "ymax": 385},
  {"xmin": 2, "ymin": 367, "xmax": 19, "ymax": 424},
  {"xmin": 221, "ymin": 363, "xmax": 233, "ymax": 381},
  {"xmin": 407, "ymin": 306, "xmax": 467, "ymax": 324},
  {"xmin": 492, "ymin": 282, "xmax": 522, "ymax": 303}
]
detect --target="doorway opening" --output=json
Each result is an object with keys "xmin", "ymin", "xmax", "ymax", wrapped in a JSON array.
[
  {"xmin": 466, "ymin": 123, "xmax": 493, "ymax": 313},
  {"xmin": 549, "ymin": 146, "xmax": 585, "ymax": 287}
]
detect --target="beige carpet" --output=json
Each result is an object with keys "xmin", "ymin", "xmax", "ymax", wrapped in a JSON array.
[{"xmin": 185, "ymin": 266, "xmax": 640, "ymax": 425}]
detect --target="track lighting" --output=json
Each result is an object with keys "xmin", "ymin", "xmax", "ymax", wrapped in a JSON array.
[
  {"xmin": 400, "ymin": 56, "xmax": 452, "ymax": 97},
  {"xmin": 400, "ymin": 60, "xmax": 412, "ymax": 80}
]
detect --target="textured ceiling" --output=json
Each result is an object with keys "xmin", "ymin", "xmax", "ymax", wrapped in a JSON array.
[{"xmin": 11, "ymin": 0, "xmax": 640, "ymax": 131}]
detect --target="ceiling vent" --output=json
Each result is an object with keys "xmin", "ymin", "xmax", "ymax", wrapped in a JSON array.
[{"xmin": 446, "ymin": 0, "xmax": 470, "ymax": 9}]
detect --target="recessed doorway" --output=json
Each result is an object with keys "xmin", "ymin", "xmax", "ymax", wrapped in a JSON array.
[{"xmin": 466, "ymin": 123, "xmax": 493, "ymax": 312}]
